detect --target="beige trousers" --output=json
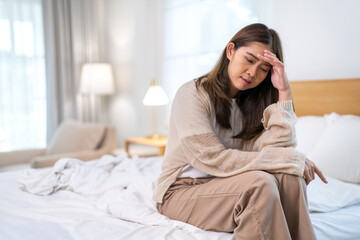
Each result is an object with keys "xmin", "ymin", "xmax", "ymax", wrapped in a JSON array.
[{"xmin": 157, "ymin": 171, "xmax": 316, "ymax": 240}]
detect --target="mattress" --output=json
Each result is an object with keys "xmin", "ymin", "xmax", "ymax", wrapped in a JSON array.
[{"xmin": 0, "ymin": 154, "xmax": 359, "ymax": 240}]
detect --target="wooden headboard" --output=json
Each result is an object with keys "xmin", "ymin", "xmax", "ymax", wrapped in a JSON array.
[{"xmin": 290, "ymin": 78, "xmax": 360, "ymax": 116}]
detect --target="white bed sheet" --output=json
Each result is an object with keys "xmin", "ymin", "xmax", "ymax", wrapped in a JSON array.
[
  {"xmin": 311, "ymin": 204, "xmax": 360, "ymax": 240},
  {"xmin": 1, "ymin": 155, "xmax": 360, "ymax": 240},
  {"xmin": 0, "ymin": 156, "xmax": 232, "ymax": 240}
]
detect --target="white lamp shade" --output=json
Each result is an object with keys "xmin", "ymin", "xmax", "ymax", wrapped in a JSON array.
[
  {"xmin": 79, "ymin": 63, "xmax": 114, "ymax": 95},
  {"xmin": 143, "ymin": 85, "xmax": 169, "ymax": 106}
]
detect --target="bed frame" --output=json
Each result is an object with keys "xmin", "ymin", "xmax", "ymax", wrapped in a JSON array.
[{"xmin": 290, "ymin": 78, "xmax": 360, "ymax": 116}]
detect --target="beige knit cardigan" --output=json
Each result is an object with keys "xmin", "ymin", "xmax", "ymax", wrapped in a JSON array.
[{"xmin": 153, "ymin": 80, "xmax": 306, "ymax": 203}]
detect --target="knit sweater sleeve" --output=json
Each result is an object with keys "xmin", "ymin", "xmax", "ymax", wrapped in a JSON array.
[
  {"xmin": 240, "ymin": 101, "xmax": 298, "ymax": 152},
  {"xmin": 173, "ymin": 81, "xmax": 305, "ymax": 177}
]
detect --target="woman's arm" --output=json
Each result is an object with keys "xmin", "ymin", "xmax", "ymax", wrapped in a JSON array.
[
  {"xmin": 243, "ymin": 50, "xmax": 297, "ymax": 151},
  {"xmin": 257, "ymin": 51, "xmax": 327, "ymax": 184},
  {"xmin": 258, "ymin": 50, "xmax": 292, "ymax": 101},
  {"xmin": 172, "ymin": 82, "xmax": 305, "ymax": 177},
  {"xmin": 243, "ymin": 100, "xmax": 297, "ymax": 151}
]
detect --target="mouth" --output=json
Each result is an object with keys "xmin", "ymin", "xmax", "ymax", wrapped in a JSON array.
[{"xmin": 241, "ymin": 77, "xmax": 251, "ymax": 84}]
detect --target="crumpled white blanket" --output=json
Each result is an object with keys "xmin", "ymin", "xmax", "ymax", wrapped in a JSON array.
[
  {"xmin": 17, "ymin": 154, "xmax": 213, "ymax": 237},
  {"xmin": 17, "ymin": 154, "xmax": 360, "ymax": 235},
  {"xmin": 18, "ymin": 154, "xmax": 133, "ymax": 195}
]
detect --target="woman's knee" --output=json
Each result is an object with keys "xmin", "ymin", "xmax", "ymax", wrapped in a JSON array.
[
  {"xmin": 275, "ymin": 173, "xmax": 307, "ymax": 198},
  {"xmin": 242, "ymin": 171, "xmax": 280, "ymax": 200}
]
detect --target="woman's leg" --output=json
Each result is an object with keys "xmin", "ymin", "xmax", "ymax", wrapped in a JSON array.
[
  {"xmin": 274, "ymin": 173, "xmax": 317, "ymax": 240},
  {"xmin": 157, "ymin": 171, "xmax": 292, "ymax": 240}
]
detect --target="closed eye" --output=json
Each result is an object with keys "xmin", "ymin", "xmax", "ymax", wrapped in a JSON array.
[{"xmin": 246, "ymin": 57, "xmax": 253, "ymax": 64}]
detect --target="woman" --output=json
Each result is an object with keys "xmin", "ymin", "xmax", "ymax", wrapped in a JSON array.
[{"xmin": 153, "ymin": 23, "xmax": 327, "ymax": 240}]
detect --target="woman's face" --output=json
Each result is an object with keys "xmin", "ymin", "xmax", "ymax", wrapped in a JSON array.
[{"xmin": 226, "ymin": 42, "xmax": 272, "ymax": 97}]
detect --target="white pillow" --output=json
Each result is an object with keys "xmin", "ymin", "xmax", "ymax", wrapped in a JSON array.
[
  {"xmin": 307, "ymin": 114, "xmax": 360, "ymax": 183},
  {"xmin": 46, "ymin": 120, "xmax": 105, "ymax": 155},
  {"xmin": 295, "ymin": 116, "xmax": 327, "ymax": 155}
]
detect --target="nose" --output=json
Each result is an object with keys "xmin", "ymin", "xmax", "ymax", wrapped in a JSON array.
[{"xmin": 246, "ymin": 65, "xmax": 257, "ymax": 78}]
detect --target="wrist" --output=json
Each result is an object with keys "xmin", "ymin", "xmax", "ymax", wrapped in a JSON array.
[{"xmin": 278, "ymin": 89, "xmax": 292, "ymax": 101}]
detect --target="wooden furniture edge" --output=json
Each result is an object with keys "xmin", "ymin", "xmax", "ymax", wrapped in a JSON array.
[{"xmin": 290, "ymin": 78, "xmax": 360, "ymax": 116}]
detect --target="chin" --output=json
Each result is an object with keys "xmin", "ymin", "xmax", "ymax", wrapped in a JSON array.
[{"xmin": 236, "ymin": 83, "xmax": 251, "ymax": 91}]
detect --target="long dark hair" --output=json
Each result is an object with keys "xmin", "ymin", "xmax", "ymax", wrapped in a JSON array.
[{"xmin": 196, "ymin": 23, "xmax": 283, "ymax": 140}]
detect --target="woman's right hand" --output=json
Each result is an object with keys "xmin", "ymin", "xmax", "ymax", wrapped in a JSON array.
[
  {"xmin": 257, "ymin": 50, "xmax": 292, "ymax": 101},
  {"xmin": 303, "ymin": 158, "xmax": 328, "ymax": 185}
]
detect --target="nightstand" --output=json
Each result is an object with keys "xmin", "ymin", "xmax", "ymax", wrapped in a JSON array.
[{"xmin": 125, "ymin": 136, "xmax": 167, "ymax": 157}]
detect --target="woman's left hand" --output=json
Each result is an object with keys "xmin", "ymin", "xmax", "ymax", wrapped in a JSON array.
[
  {"xmin": 303, "ymin": 158, "xmax": 328, "ymax": 185},
  {"xmin": 257, "ymin": 50, "xmax": 292, "ymax": 101}
]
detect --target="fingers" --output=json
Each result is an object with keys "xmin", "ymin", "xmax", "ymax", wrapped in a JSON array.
[
  {"xmin": 257, "ymin": 50, "xmax": 283, "ymax": 67},
  {"xmin": 303, "ymin": 158, "xmax": 316, "ymax": 185},
  {"xmin": 303, "ymin": 170, "xmax": 311, "ymax": 185},
  {"xmin": 314, "ymin": 165, "xmax": 328, "ymax": 184},
  {"xmin": 308, "ymin": 164, "xmax": 315, "ymax": 180},
  {"xmin": 304, "ymin": 158, "xmax": 328, "ymax": 185},
  {"xmin": 263, "ymin": 50, "xmax": 277, "ymax": 59}
]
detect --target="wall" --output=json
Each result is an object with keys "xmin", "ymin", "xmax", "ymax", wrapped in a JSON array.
[
  {"xmin": 101, "ymin": 0, "xmax": 360, "ymax": 147},
  {"xmin": 100, "ymin": 0, "xmax": 165, "ymax": 147},
  {"xmin": 263, "ymin": 0, "xmax": 360, "ymax": 81}
]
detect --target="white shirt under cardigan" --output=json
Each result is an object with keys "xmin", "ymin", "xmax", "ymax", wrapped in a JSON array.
[{"xmin": 179, "ymin": 98, "xmax": 243, "ymax": 178}]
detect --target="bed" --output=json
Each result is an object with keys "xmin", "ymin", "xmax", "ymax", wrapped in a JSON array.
[{"xmin": 0, "ymin": 79, "xmax": 359, "ymax": 240}]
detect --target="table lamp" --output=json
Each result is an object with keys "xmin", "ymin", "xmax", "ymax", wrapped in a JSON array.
[
  {"xmin": 79, "ymin": 63, "xmax": 114, "ymax": 122},
  {"xmin": 143, "ymin": 79, "xmax": 169, "ymax": 138}
]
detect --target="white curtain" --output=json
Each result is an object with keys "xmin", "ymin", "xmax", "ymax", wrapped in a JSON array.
[
  {"xmin": 42, "ymin": 0, "xmax": 77, "ymax": 139},
  {"xmin": 42, "ymin": 0, "xmax": 103, "ymax": 141},
  {"xmin": 0, "ymin": 0, "xmax": 102, "ymax": 151},
  {"xmin": 0, "ymin": 0, "xmax": 46, "ymax": 151},
  {"xmin": 162, "ymin": 0, "xmax": 260, "ymax": 103}
]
